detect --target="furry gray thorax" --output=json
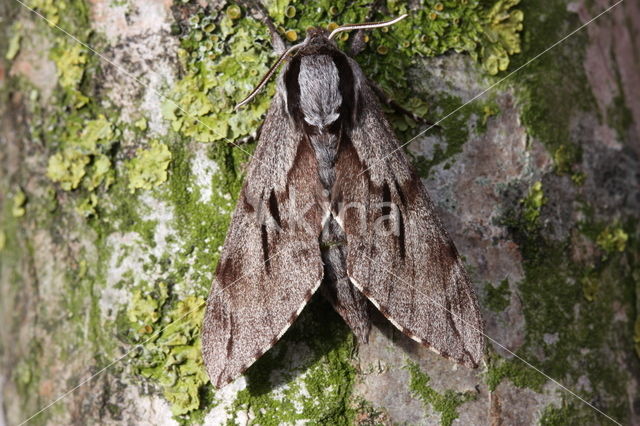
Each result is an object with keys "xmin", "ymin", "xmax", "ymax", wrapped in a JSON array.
[
  {"xmin": 283, "ymin": 37, "xmax": 356, "ymax": 191},
  {"xmin": 283, "ymin": 37, "xmax": 372, "ymax": 343}
]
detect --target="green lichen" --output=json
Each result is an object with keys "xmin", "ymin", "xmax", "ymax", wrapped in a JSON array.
[
  {"xmin": 162, "ymin": 7, "xmax": 273, "ymax": 144},
  {"xmin": 47, "ymin": 147, "xmax": 90, "ymax": 190},
  {"xmin": 12, "ymin": 188, "xmax": 27, "ymax": 217},
  {"xmin": 227, "ymin": 297, "xmax": 356, "ymax": 425},
  {"xmin": 129, "ymin": 294, "xmax": 209, "ymax": 417},
  {"xmin": 51, "ymin": 41, "xmax": 87, "ymax": 89},
  {"xmin": 78, "ymin": 115, "xmax": 115, "ymax": 151},
  {"xmin": 163, "ymin": 0, "xmax": 522, "ymax": 148},
  {"xmin": 134, "ymin": 117, "xmax": 148, "ymax": 131},
  {"xmin": 539, "ymin": 400, "xmax": 601, "ymax": 426},
  {"xmin": 581, "ymin": 270, "xmax": 599, "ymax": 302},
  {"xmin": 127, "ymin": 283, "xmax": 168, "ymax": 325},
  {"xmin": 485, "ymin": 353, "xmax": 546, "ymax": 392},
  {"xmin": 84, "ymin": 154, "xmax": 113, "ymax": 191},
  {"xmin": 5, "ymin": 29, "xmax": 21, "ymax": 61},
  {"xmin": 51, "ymin": 39, "xmax": 90, "ymax": 106},
  {"xmin": 75, "ymin": 193, "xmax": 98, "ymax": 217},
  {"xmin": 521, "ymin": 181, "xmax": 545, "ymax": 230},
  {"xmin": 552, "ymin": 144, "xmax": 582, "ymax": 175},
  {"xmin": 410, "ymin": 94, "xmax": 494, "ymax": 177},
  {"xmin": 490, "ymin": 215, "xmax": 636, "ymax": 422},
  {"xmin": 485, "ymin": 278, "xmax": 511, "ymax": 312},
  {"xmin": 515, "ymin": 0, "xmax": 595, "ymax": 168},
  {"xmin": 46, "ymin": 114, "xmax": 117, "ymax": 193},
  {"xmin": 0, "ymin": 230, "xmax": 5, "ymax": 251},
  {"xmin": 478, "ymin": 0, "xmax": 523, "ymax": 75},
  {"xmin": 126, "ymin": 141, "xmax": 172, "ymax": 193},
  {"xmin": 596, "ymin": 225, "xmax": 628, "ymax": 255},
  {"xmin": 407, "ymin": 361, "xmax": 475, "ymax": 426},
  {"xmin": 29, "ymin": 0, "xmax": 66, "ymax": 26}
]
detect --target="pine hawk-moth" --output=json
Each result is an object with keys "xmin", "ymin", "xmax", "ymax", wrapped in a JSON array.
[{"xmin": 202, "ymin": 14, "xmax": 485, "ymax": 389}]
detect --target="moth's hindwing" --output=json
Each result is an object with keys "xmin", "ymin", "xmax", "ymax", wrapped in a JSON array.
[
  {"xmin": 201, "ymin": 94, "xmax": 326, "ymax": 389},
  {"xmin": 334, "ymin": 58, "xmax": 485, "ymax": 367}
]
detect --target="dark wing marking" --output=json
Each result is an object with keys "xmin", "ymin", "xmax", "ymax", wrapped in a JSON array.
[
  {"xmin": 332, "ymin": 62, "xmax": 484, "ymax": 367},
  {"xmin": 202, "ymin": 94, "xmax": 326, "ymax": 388}
]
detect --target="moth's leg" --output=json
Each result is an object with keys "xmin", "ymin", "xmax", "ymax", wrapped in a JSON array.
[
  {"xmin": 348, "ymin": 31, "xmax": 368, "ymax": 57},
  {"xmin": 348, "ymin": 0, "xmax": 384, "ymax": 56},
  {"xmin": 368, "ymin": 79, "xmax": 439, "ymax": 127},
  {"xmin": 236, "ymin": 0, "xmax": 286, "ymax": 54},
  {"xmin": 320, "ymin": 217, "xmax": 371, "ymax": 343},
  {"xmin": 228, "ymin": 122, "xmax": 263, "ymax": 146}
]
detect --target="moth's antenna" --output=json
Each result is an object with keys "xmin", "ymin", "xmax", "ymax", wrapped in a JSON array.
[
  {"xmin": 234, "ymin": 44, "xmax": 304, "ymax": 110},
  {"xmin": 328, "ymin": 14, "xmax": 408, "ymax": 41},
  {"xmin": 235, "ymin": 14, "xmax": 408, "ymax": 110}
]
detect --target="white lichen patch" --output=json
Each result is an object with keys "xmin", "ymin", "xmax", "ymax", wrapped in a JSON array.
[
  {"xmin": 487, "ymin": 380, "xmax": 562, "ymax": 425},
  {"xmin": 191, "ymin": 145, "xmax": 220, "ymax": 204},
  {"xmin": 91, "ymin": 0, "xmax": 179, "ymax": 137},
  {"xmin": 8, "ymin": 19, "xmax": 57, "ymax": 102},
  {"xmin": 101, "ymin": 196, "xmax": 178, "ymax": 321},
  {"xmin": 115, "ymin": 381, "xmax": 179, "ymax": 425},
  {"xmin": 91, "ymin": 0, "xmax": 173, "ymax": 44},
  {"xmin": 204, "ymin": 377, "xmax": 249, "ymax": 425},
  {"xmin": 139, "ymin": 193, "xmax": 179, "ymax": 257}
]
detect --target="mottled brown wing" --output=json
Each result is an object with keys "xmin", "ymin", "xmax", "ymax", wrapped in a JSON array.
[
  {"xmin": 202, "ymin": 94, "xmax": 326, "ymax": 388},
  {"xmin": 333, "ymin": 73, "xmax": 484, "ymax": 367}
]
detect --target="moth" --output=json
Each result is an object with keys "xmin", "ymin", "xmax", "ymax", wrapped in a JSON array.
[{"xmin": 202, "ymin": 14, "xmax": 484, "ymax": 389}]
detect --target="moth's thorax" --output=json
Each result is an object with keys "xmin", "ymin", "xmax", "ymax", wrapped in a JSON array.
[
  {"xmin": 298, "ymin": 55, "xmax": 342, "ymax": 130},
  {"xmin": 284, "ymin": 34, "xmax": 354, "ymax": 133},
  {"xmin": 283, "ymin": 35, "xmax": 356, "ymax": 191}
]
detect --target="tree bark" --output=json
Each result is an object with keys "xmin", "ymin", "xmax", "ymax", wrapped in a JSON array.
[{"xmin": 1, "ymin": 0, "xmax": 639, "ymax": 425}]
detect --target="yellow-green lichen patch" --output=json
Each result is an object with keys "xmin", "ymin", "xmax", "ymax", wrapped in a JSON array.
[
  {"xmin": 552, "ymin": 144, "xmax": 581, "ymax": 175},
  {"xmin": 407, "ymin": 361, "xmax": 476, "ymax": 426},
  {"xmin": 84, "ymin": 154, "xmax": 113, "ymax": 191},
  {"xmin": 75, "ymin": 193, "xmax": 98, "ymax": 217},
  {"xmin": 79, "ymin": 115, "xmax": 115, "ymax": 151},
  {"xmin": 47, "ymin": 147, "xmax": 90, "ymax": 190},
  {"xmin": 581, "ymin": 269, "xmax": 599, "ymax": 302},
  {"xmin": 478, "ymin": 0, "xmax": 523, "ymax": 75},
  {"xmin": 130, "ymin": 294, "xmax": 209, "ymax": 417},
  {"xmin": 127, "ymin": 282, "xmax": 168, "ymax": 330},
  {"xmin": 127, "ymin": 141, "xmax": 172, "ymax": 193},
  {"xmin": 29, "ymin": 0, "xmax": 67, "ymax": 27},
  {"xmin": 596, "ymin": 225, "xmax": 628, "ymax": 255},
  {"xmin": 51, "ymin": 41, "xmax": 87, "ymax": 89},
  {"xmin": 50, "ymin": 39, "xmax": 90, "ymax": 107},
  {"xmin": 165, "ymin": 0, "xmax": 522, "ymax": 147},
  {"xmin": 162, "ymin": 7, "xmax": 273, "ymax": 144},
  {"xmin": 11, "ymin": 188, "xmax": 27, "ymax": 217},
  {"xmin": 47, "ymin": 147, "xmax": 90, "ymax": 191},
  {"xmin": 5, "ymin": 29, "xmax": 21, "ymax": 61},
  {"xmin": 0, "ymin": 230, "xmax": 5, "ymax": 251},
  {"xmin": 46, "ymin": 114, "xmax": 117, "ymax": 193},
  {"xmin": 521, "ymin": 181, "xmax": 545, "ymax": 230},
  {"xmin": 134, "ymin": 117, "xmax": 148, "ymax": 131}
]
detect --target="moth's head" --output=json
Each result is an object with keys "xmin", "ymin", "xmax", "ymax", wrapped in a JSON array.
[
  {"xmin": 305, "ymin": 27, "xmax": 331, "ymax": 41},
  {"xmin": 297, "ymin": 27, "xmax": 336, "ymax": 52},
  {"xmin": 234, "ymin": 14, "xmax": 408, "ymax": 110}
]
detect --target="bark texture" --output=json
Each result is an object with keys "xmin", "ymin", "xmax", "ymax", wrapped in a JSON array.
[{"xmin": 0, "ymin": 0, "xmax": 639, "ymax": 425}]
